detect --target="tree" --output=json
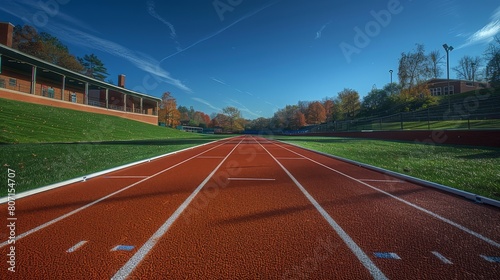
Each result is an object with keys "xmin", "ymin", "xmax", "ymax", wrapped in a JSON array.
[
  {"xmin": 12, "ymin": 24, "xmax": 84, "ymax": 72},
  {"xmin": 427, "ymin": 49, "xmax": 444, "ymax": 79},
  {"xmin": 158, "ymin": 92, "xmax": 180, "ymax": 127},
  {"xmin": 294, "ymin": 111, "xmax": 307, "ymax": 128},
  {"xmin": 222, "ymin": 106, "xmax": 244, "ymax": 132},
  {"xmin": 78, "ymin": 54, "xmax": 109, "ymax": 81},
  {"xmin": 397, "ymin": 44, "xmax": 438, "ymax": 110},
  {"xmin": 398, "ymin": 44, "xmax": 431, "ymax": 92},
  {"xmin": 177, "ymin": 106, "xmax": 190, "ymax": 125},
  {"xmin": 211, "ymin": 113, "xmax": 230, "ymax": 130},
  {"xmin": 337, "ymin": 88, "xmax": 361, "ymax": 120},
  {"xmin": 453, "ymin": 55, "xmax": 482, "ymax": 81},
  {"xmin": 322, "ymin": 99, "xmax": 336, "ymax": 123},
  {"xmin": 306, "ymin": 101, "xmax": 326, "ymax": 124},
  {"xmin": 271, "ymin": 105, "xmax": 300, "ymax": 130},
  {"xmin": 246, "ymin": 117, "xmax": 271, "ymax": 131},
  {"xmin": 361, "ymin": 88, "xmax": 389, "ymax": 116},
  {"xmin": 485, "ymin": 36, "xmax": 500, "ymax": 88}
]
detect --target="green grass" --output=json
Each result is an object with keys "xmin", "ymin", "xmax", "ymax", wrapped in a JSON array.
[
  {"xmin": 0, "ymin": 98, "xmax": 196, "ymax": 143},
  {"xmin": 273, "ymin": 136, "xmax": 500, "ymax": 200}
]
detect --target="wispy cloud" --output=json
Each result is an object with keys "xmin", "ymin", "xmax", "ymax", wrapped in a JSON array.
[
  {"xmin": 457, "ymin": 6, "xmax": 500, "ymax": 49},
  {"xmin": 49, "ymin": 24, "xmax": 192, "ymax": 92},
  {"xmin": 210, "ymin": 76, "xmax": 255, "ymax": 96},
  {"xmin": 315, "ymin": 21, "xmax": 332, "ymax": 40},
  {"xmin": 192, "ymin": 97, "xmax": 221, "ymax": 111},
  {"xmin": 159, "ymin": 0, "xmax": 281, "ymax": 63},
  {"xmin": 210, "ymin": 77, "xmax": 229, "ymax": 86},
  {"xmin": 1, "ymin": 0, "xmax": 96, "ymax": 32},
  {"xmin": 226, "ymin": 99, "xmax": 262, "ymax": 118},
  {"xmin": 147, "ymin": 1, "xmax": 182, "ymax": 51}
]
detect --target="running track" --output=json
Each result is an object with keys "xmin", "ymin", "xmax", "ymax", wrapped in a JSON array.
[{"xmin": 1, "ymin": 136, "xmax": 499, "ymax": 279}]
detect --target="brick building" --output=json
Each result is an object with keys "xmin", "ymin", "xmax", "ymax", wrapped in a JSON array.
[
  {"xmin": 0, "ymin": 22, "xmax": 161, "ymax": 125},
  {"xmin": 426, "ymin": 78, "xmax": 490, "ymax": 96}
]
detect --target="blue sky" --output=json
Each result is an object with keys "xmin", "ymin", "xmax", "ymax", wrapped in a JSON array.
[{"xmin": 1, "ymin": 0, "xmax": 499, "ymax": 119}]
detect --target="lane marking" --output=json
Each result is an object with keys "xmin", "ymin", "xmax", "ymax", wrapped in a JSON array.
[
  {"xmin": 112, "ymin": 245, "xmax": 135, "ymax": 252},
  {"xmin": 359, "ymin": 179, "xmax": 405, "ymax": 183},
  {"xmin": 111, "ymin": 138, "xmax": 245, "ymax": 280},
  {"xmin": 480, "ymin": 255, "xmax": 500, "ymax": 263},
  {"xmin": 431, "ymin": 251, "xmax": 453, "ymax": 264},
  {"xmin": 227, "ymin": 178, "xmax": 275, "ymax": 181},
  {"xmin": 255, "ymin": 139, "xmax": 388, "ymax": 280},
  {"xmin": 0, "ymin": 138, "xmax": 238, "ymax": 249},
  {"xmin": 374, "ymin": 252, "xmax": 401, "ymax": 260},
  {"xmin": 66, "ymin": 241, "xmax": 87, "ymax": 253},
  {"xmin": 196, "ymin": 156, "xmax": 225, "ymax": 159},
  {"xmin": 270, "ymin": 140, "xmax": 500, "ymax": 249},
  {"xmin": 275, "ymin": 157, "xmax": 305, "ymax": 160},
  {"xmin": 104, "ymin": 176, "xmax": 149, "ymax": 179}
]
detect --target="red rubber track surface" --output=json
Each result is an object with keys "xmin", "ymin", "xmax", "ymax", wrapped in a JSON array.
[{"xmin": 1, "ymin": 136, "xmax": 499, "ymax": 279}]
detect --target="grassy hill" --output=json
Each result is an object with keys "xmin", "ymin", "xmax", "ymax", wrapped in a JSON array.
[
  {"xmin": 0, "ymin": 98, "xmax": 195, "ymax": 143},
  {"xmin": 0, "ymin": 98, "xmax": 226, "ymax": 196}
]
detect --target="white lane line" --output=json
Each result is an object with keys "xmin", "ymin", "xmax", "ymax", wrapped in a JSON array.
[
  {"xmin": 227, "ymin": 178, "xmax": 275, "ymax": 181},
  {"xmin": 66, "ymin": 241, "xmax": 87, "ymax": 253},
  {"xmin": 275, "ymin": 157, "xmax": 305, "ymax": 160},
  {"xmin": 0, "ymin": 138, "xmax": 236, "ymax": 249},
  {"xmin": 197, "ymin": 156, "xmax": 225, "ymax": 159},
  {"xmin": 104, "ymin": 176, "xmax": 149, "ymax": 179},
  {"xmin": 359, "ymin": 179, "xmax": 405, "ymax": 183},
  {"xmin": 111, "ymin": 138, "xmax": 245, "ymax": 280},
  {"xmin": 255, "ymin": 139, "xmax": 388, "ymax": 280},
  {"xmin": 431, "ymin": 251, "xmax": 453, "ymax": 264},
  {"xmin": 270, "ymin": 140, "xmax": 500, "ymax": 249},
  {"xmin": 480, "ymin": 255, "xmax": 500, "ymax": 263}
]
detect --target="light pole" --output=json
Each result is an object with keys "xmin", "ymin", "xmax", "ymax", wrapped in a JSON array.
[
  {"xmin": 443, "ymin": 43, "xmax": 453, "ymax": 109},
  {"xmin": 389, "ymin": 70, "xmax": 393, "ymax": 95}
]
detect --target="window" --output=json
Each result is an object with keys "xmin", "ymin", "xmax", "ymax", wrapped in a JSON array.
[
  {"xmin": 9, "ymin": 78, "xmax": 16, "ymax": 87},
  {"xmin": 0, "ymin": 79, "xmax": 5, "ymax": 88},
  {"xmin": 70, "ymin": 93, "xmax": 77, "ymax": 103},
  {"xmin": 429, "ymin": 87, "xmax": 442, "ymax": 96},
  {"xmin": 443, "ymin": 86, "xmax": 454, "ymax": 95}
]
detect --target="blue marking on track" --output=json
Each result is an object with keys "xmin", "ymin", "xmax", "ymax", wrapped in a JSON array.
[
  {"xmin": 374, "ymin": 252, "xmax": 401, "ymax": 260},
  {"xmin": 112, "ymin": 245, "xmax": 135, "ymax": 251}
]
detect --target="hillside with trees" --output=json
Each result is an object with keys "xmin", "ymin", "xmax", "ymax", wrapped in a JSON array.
[{"xmin": 247, "ymin": 38, "xmax": 500, "ymax": 132}]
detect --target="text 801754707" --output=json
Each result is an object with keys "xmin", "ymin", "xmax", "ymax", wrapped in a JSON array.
[{"xmin": 6, "ymin": 168, "xmax": 16, "ymax": 273}]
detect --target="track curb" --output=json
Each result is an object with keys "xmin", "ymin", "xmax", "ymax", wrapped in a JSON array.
[{"xmin": 278, "ymin": 140, "xmax": 500, "ymax": 209}]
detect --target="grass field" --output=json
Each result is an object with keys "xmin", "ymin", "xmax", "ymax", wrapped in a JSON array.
[
  {"xmin": 0, "ymin": 98, "xmax": 194, "ymax": 143},
  {"xmin": 274, "ymin": 136, "xmax": 500, "ymax": 200}
]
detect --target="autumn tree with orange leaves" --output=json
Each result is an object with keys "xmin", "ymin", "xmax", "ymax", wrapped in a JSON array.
[{"xmin": 158, "ymin": 92, "xmax": 180, "ymax": 127}]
